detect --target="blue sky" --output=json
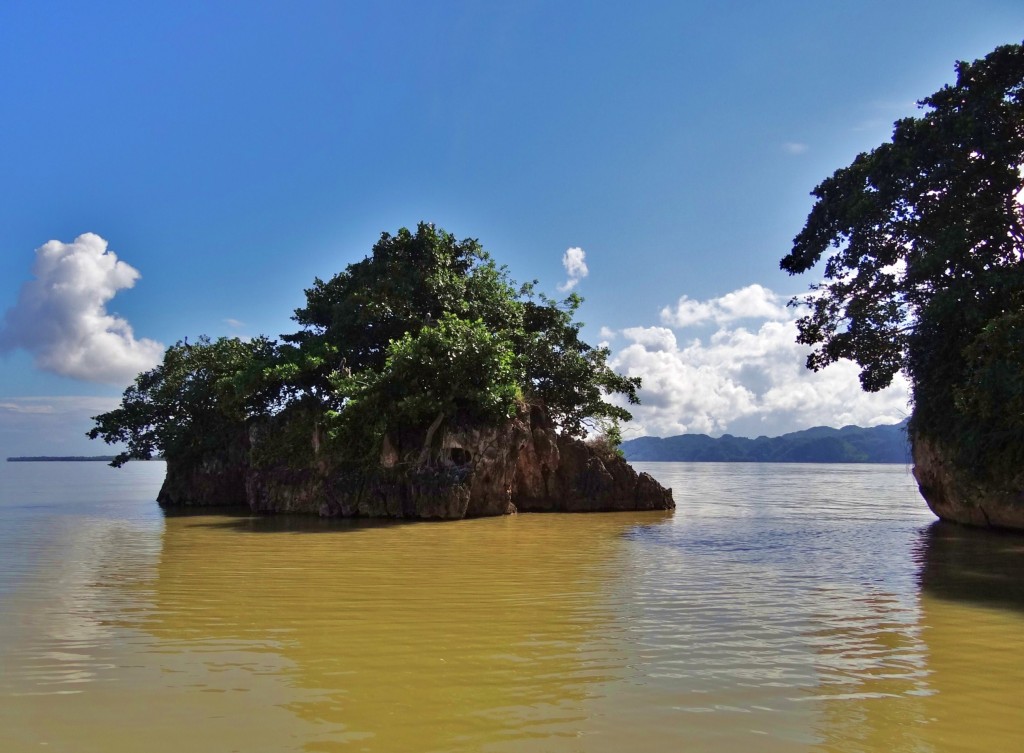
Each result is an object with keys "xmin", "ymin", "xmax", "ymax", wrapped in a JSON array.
[{"xmin": 1, "ymin": 1, "xmax": 1022, "ymax": 457}]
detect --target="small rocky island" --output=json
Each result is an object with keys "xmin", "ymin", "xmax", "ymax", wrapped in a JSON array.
[{"xmin": 90, "ymin": 223, "xmax": 673, "ymax": 518}]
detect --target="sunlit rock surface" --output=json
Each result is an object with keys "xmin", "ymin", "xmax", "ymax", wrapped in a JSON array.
[
  {"xmin": 912, "ymin": 433, "xmax": 1024, "ymax": 531},
  {"xmin": 158, "ymin": 405, "xmax": 674, "ymax": 518}
]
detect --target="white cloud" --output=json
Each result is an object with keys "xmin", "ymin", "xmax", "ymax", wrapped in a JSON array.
[
  {"xmin": 621, "ymin": 326, "xmax": 677, "ymax": 352},
  {"xmin": 0, "ymin": 234, "xmax": 164, "ymax": 384},
  {"xmin": 783, "ymin": 141, "xmax": 808, "ymax": 155},
  {"xmin": 598, "ymin": 326, "xmax": 617, "ymax": 341},
  {"xmin": 557, "ymin": 246, "xmax": 589, "ymax": 292},
  {"xmin": 613, "ymin": 285, "xmax": 911, "ymax": 438},
  {"xmin": 0, "ymin": 401, "xmax": 56, "ymax": 414},
  {"xmin": 224, "ymin": 318, "xmax": 245, "ymax": 329},
  {"xmin": 660, "ymin": 283, "xmax": 790, "ymax": 328}
]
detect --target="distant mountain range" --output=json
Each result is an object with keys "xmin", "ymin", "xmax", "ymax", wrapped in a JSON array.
[{"xmin": 621, "ymin": 420, "xmax": 911, "ymax": 463}]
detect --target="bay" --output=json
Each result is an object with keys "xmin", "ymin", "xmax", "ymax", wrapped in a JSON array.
[{"xmin": 0, "ymin": 461, "xmax": 1021, "ymax": 752}]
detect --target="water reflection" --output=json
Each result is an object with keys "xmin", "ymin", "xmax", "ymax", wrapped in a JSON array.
[
  {"xmin": 808, "ymin": 521, "xmax": 1024, "ymax": 753},
  {"xmin": 134, "ymin": 510, "xmax": 671, "ymax": 752},
  {"xmin": 2, "ymin": 463, "xmax": 1024, "ymax": 752},
  {"xmin": 916, "ymin": 521, "xmax": 1024, "ymax": 612},
  {"xmin": 912, "ymin": 522, "xmax": 1024, "ymax": 751}
]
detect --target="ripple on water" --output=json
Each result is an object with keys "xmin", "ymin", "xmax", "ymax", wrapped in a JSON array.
[{"xmin": 0, "ymin": 461, "xmax": 1022, "ymax": 752}]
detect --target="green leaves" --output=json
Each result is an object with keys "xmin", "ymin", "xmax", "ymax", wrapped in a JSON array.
[
  {"xmin": 284, "ymin": 222, "xmax": 641, "ymax": 443},
  {"xmin": 88, "ymin": 336, "xmax": 276, "ymax": 466},
  {"xmin": 783, "ymin": 43, "xmax": 1024, "ymax": 392},
  {"xmin": 379, "ymin": 314, "xmax": 521, "ymax": 425},
  {"xmin": 780, "ymin": 42, "xmax": 1024, "ymax": 478},
  {"xmin": 90, "ymin": 222, "xmax": 644, "ymax": 470},
  {"xmin": 285, "ymin": 222, "xmax": 522, "ymax": 376}
]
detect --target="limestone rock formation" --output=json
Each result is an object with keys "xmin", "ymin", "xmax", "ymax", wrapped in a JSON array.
[
  {"xmin": 156, "ymin": 432, "xmax": 249, "ymax": 508},
  {"xmin": 513, "ymin": 404, "xmax": 673, "ymax": 513},
  {"xmin": 912, "ymin": 433, "xmax": 1024, "ymax": 530},
  {"xmin": 158, "ymin": 404, "xmax": 674, "ymax": 518}
]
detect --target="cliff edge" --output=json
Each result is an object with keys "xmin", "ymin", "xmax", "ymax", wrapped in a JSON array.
[
  {"xmin": 912, "ymin": 432, "xmax": 1024, "ymax": 530},
  {"xmin": 157, "ymin": 403, "xmax": 674, "ymax": 519}
]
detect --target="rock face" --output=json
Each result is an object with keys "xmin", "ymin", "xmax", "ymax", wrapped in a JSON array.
[
  {"xmin": 158, "ymin": 404, "xmax": 674, "ymax": 518},
  {"xmin": 912, "ymin": 432, "xmax": 1024, "ymax": 530},
  {"xmin": 157, "ymin": 432, "xmax": 250, "ymax": 508},
  {"xmin": 513, "ymin": 404, "xmax": 673, "ymax": 513}
]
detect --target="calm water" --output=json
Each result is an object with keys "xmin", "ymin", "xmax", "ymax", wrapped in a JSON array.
[{"xmin": 0, "ymin": 461, "xmax": 1021, "ymax": 753}]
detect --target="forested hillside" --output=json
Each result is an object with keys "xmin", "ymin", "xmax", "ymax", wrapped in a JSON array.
[{"xmin": 621, "ymin": 421, "xmax": 909, "ymax": 463}]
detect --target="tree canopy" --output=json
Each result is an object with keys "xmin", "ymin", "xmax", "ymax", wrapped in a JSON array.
[
  {"xmin": 87, "ymin": 335, "xmax": 277, "ymax": 467},
  {"xmin": 90, "ymin": 223, "xmax": 640, "ymax": 467},
  {"xmin": 780, "ymin": 42, "xmax": 1024, "ymax": 474}
]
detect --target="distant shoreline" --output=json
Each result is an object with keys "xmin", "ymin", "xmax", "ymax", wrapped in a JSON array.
[{"xmin": 6, "ymin": 456, "xmax": 162, "ymax": 462}]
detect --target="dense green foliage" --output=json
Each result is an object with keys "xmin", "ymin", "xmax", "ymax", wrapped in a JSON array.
[
  {"xmin": 87, "ymin": 336, "xmax": 276, "ymax": 467},
  {"xmin": 621, "ymin": 422, "xmax": 910, "ymax": 463},
  {"xmin": 780, "ymin": 43, "xmax": 1024, "ymax": 477},
  {"xmin": 90, "ymin": 223, "xmax": 640, "ymax": 467}
]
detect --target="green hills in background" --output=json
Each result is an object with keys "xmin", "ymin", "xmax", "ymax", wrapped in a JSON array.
[{"xmin": 621, "ymin": 420, "xmax": 910, "ymax": 463}]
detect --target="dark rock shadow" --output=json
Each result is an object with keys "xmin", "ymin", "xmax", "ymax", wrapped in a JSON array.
[
  {"xmin": 161, "ymin": 506, "xmax": 416, "ymax": 534},
  {"xmin": 915, "ymin": 520, "xmax": 1024, "ymax": 614}
]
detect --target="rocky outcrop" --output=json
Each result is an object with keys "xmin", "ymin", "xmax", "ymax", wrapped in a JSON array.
[
  {"xmin": 157, "ymin": 432, "xmax": 250, "ymax": 508},
  {"xmin": 157, "ymin": 404, "xmax": 674, "ymax": 518},
  {"xmin": 513, "ymin": 404, "xmax": 673, "ymax": 512},
  {"xmin": 912, "ymin": 432, "xmax": 1024, "ymax": 530}
]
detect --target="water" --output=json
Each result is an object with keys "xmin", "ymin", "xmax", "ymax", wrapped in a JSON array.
[{"xmin": 0, "ymin": 461, "xmax": 1021, "ymax": 752}]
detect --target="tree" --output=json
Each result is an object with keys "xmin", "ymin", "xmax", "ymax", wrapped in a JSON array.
[
  {"xmin": 780, "ymin": 43, "xmax": 1024, "ymax": 474},
  {"xmin": 90, "ymin": 223, "xmax": 641, "ymax": 469},
  {"xmin": 278, "ymin": 223, "xmax": 639, "ymax": 444},
  {"xmin": 285, "ymin": 224, "xmax": 522, "ymax": 374},
  {"xmin": 87, "ymin": 336, "xmax": 277, "ymax": 466}
]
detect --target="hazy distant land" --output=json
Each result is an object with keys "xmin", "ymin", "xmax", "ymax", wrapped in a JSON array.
[
  {"xmin": 6, "ymin": 456, "xmax": 158, "ymax": 462},
  {"xmin": 621, "ymin": 421, "xmax": 910, "ymax": 463}
]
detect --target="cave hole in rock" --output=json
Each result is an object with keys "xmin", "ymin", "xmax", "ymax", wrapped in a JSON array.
[{"xmin": 447, "ymin": 447, "xmax": 473, "ymax": 466}]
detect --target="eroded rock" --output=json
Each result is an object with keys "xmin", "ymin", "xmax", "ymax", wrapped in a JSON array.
[
  {"xmin": 514, "ymin": 407, "xmax": 674, "ymax": 513},
  {"xmin": 157, "ymin": 403, "xmax": 674, "ymax": 519},
  {"xmin": 157, "ymin": 432, "xmax": 249, "ymax": 508},
  {"xmin": 912, "ymin": 432, "xmax": 1024, "ymax": 530}
]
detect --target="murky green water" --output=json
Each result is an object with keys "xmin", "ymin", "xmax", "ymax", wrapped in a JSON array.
[{"xmin": 0, "ymin": 461, "xmax": 1020, "ymax": 752}]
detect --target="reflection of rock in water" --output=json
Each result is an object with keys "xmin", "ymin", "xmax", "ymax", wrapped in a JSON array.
[
  {"xmin": 802, "ymin": 586, "xmax": 932, "ymax": 753},
  {"xmin": 131, "ymin": 511, "xmax": 660, "ymax": 752},
  {"xmin": 915, "ymin": 521, "xmax": 1024, "ymax": 613},
  {"xmin": 808, "ymin": 522, "xmax": 1024, "ymax": 752},
  {"xmin": 910, "ymin": 522, "xmax": 1024, "ymax": 751}
]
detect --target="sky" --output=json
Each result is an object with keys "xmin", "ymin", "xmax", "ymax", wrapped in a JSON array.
[{"xmin": 1, "ymin": 1, "xmax": 1022, "ymax": 457}]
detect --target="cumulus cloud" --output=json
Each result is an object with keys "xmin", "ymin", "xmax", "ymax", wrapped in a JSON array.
[
  {"xmin": 621, "ymin": 326, "xmax": 677, "ymax": 352},
  {"xmin": 557, "ymin": 247, "xmax": 588, "ymax": 292},
  {"xmin": 660, "ymin": 284, "xmax": 790, "ymax": 328},
  {"xmin": 613, "ymin": 285, "xmax": 910, "ymax": 438},
  {"xmin": 0, "ymin": 234, "xmax": 164, "ymax": 385}
]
